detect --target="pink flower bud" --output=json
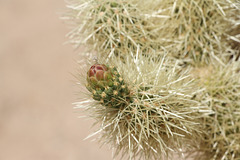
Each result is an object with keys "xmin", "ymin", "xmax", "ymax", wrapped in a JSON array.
[{"xmin": 87, "ymin": 64, "xmax": 110, "ymax": 88}]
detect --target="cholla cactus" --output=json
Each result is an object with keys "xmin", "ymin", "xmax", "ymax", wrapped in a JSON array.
[
  {"xmin": 65, "ymin": 0, "xmax": 239, "ymax": 63},
  {"xmin": 75, "ymin": 54, "xmax": 210, "ymax": 160},
  {"xmin": 64, "ymin": 0, "xmax": 240, "ymax": 159},
  {"xmin": 65, "ymin": 0, "xmax": 160, "ymax": 59},
  {"xmin": 192, "ymin": 60, "xmax": 240, "ymax": 160}
]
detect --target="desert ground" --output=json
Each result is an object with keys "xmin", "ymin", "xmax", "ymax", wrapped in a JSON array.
[{"xmin": 0, "ymin": 0, "xmax": 112, "ymax": 159}]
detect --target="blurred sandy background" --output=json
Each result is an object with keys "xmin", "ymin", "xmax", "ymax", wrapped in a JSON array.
[{"xmin": 0, "ymin": 0, "xmax": 112, "ymax": 160}]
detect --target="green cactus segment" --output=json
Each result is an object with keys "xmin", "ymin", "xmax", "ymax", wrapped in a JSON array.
[{"xmin": 86, "ymin": 64, "xmax": 132, "ymax": 107}]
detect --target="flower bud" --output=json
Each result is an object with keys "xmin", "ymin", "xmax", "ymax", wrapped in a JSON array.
[
  {"xmin": 87, "ymin": 64, "xmax": 110, "ymax": 88},
  {"xmin": 86, "ymin": 64, "xmax": 132, "ymax": 108}
]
